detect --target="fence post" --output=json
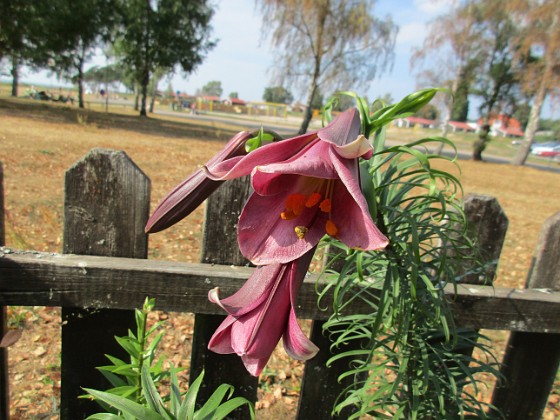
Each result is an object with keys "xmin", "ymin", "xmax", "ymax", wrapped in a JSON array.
[
  {"xmin": 189, "ymin": 176, "xmax": 258, "ymax": 418},
  {"xmin": 491, "ymin": 211, "xmax": 560, "ymax": 419},
  {"xmin": 446, "ymin": 194, "xmax": 508, "ymax": 411},
  {"xmin": 0, "ymin": 162, "xmax": 9, "ymax": 419},
  {"xmin": 460, "ymin": 194, "xmax": 509, "ymax": 285},
  {"xmin": 60, "ymin": 149, "xmax": 150, "ymax": 418}
]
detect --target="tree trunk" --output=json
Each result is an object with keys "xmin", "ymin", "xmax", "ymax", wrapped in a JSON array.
[
  {"xmin": 511, "ymin": 13, "xmax": 557, "ymax": 166},
  {"xmin": 511, "ymin": 83, "xmax": 546, "ymax": 166},
  {"xmin": 134, "ymin": 83, "xmax": 139, "ymax": 111},
  {"xmin": 140, "ymin": 67, "xmax": 149, "ymax": 117},
  {"xmin": 77, "ymin": 61, "xmax": 85, "ymax": 109},
  {"xmin": 298, "ymin": 84, "xmax": 317, "ymax": 134},
  {"xmin": 10, "ymin": 56, "xmax": 19, "ymax": 97},
  {"xmin": 298, "ymin": 5, "xmax": 327, "ymax": 135}
]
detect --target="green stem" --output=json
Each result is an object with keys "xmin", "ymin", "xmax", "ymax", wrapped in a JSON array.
[{"xmin": 135, "ymin": 308, "xmax": 149, "ymax": 403}]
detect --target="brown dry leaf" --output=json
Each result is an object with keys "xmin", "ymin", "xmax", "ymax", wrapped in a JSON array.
[
  {"xmin": 32, "ymin": 346, "xmax": 47, "ymax": 357},
  {"xmin": 0, "ymin": 329, "xmax": 23, "ymax": 348}
]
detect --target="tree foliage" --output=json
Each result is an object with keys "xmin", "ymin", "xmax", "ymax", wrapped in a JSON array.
[
  {"xmin": 199, "ymin": 80, "xmax": 223, "ymax": 97},
  {"xmin": 471, "ymin": 0, "xmax": 519, "ymax": 120},
  {"xmin": 262, "ymin": 86, "xmax": 293, "ymax": 104},
  {"xmin": 41, "ymin": 0, "xmax": 118, "ymax": 108},
  {"xmin": 258, "ymin": 0, "xmax": 397, "ymax": 134},
  {"xmin": 0, "ymin": 0, "xmax": 51, "ymax": 96},
  {"xmin": 115, "ymin": 0, "xmax": 216, "ymax": 116},
  {"xmin": 412, "ymin": 0, "xmax": 484, "ymax": 142}
]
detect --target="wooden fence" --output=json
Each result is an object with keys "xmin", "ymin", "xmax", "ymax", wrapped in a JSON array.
[{"xmin": 0, "ymin": 149, "xmax": 559, "ymax": 419}]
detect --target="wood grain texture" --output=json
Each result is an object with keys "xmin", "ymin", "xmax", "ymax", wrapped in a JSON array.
[
  {"xmin": 0, "ymin": 161, "xmax": 9, "ymax": 420},
  {"xmin": 492, "ymin": 212, "xmax": 560, "ymax": 419},
  {"xmin": 461, "ymin": 194, "xmax": 509, "ymax": 284},
  {"xmin": 1, "ymin": 251, "xmax": 559, "ymax": 333},
  {"xmin": 60, "ymin": 149, "xmax": 150, "ymax": 419}
]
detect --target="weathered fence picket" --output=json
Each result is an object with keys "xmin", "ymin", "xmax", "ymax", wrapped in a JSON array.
[
  {"xmin": 60, "ymin": 149, "xmax": 150, "ymax": 418},
  {"xmin": 0, "ymin": 161, "xmax": 9, "ymax": 420},
  {"xmin": 0, "ymin": 150, "xmax": 559, "ymax": 419},
  {"xmin": 491, "ymin": 212, "xmax": 560, "ymax": 419}
]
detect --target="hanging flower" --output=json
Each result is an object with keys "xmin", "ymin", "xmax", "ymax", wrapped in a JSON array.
[
  {"xmin": 207, "ymin": 250, "xmax": 318, "ymax": 376},
  {"xmin": 146, "ymin": 108, "xmax": 388, "ymax": 264}
]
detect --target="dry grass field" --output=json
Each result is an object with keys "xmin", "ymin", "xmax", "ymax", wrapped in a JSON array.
[{"xmin": 1, "ymin": 97, "xmax": 558, "ymax": 418}]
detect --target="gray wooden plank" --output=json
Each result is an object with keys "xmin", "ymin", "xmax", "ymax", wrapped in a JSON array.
[
  {"xmin": 0, "ymin": 161, "xmax": 9, "ymax": 419},
  {"xmin": 60, "ymin": 149, "xmax": 150, "ymax": 419},
  {"xmin": 491, "ymin": 212, "xmax": 560, "ymax": 419},
  {"xmin": 1, "ymin": 252, "xmax": 559, "ymax": 333}
]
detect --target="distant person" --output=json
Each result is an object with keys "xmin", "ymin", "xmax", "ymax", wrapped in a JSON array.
[{"xmin": 473, "ymin": 124, "xmax": 491, "ymax": 161}]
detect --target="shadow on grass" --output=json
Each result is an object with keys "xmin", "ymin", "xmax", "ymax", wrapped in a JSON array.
[{"xmin": 0, "ymin": 98, "xmax": 244, "ymax": 142}]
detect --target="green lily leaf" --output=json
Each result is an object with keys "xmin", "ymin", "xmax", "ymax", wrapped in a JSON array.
[{"xmin": 84, "ymin": 388, "xmax": 166, "ymax": 420}]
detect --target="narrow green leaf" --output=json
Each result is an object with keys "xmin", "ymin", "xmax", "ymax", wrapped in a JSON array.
[{"xmin": 83, "ymin": 388, "xmax": 166, "ymax": 420}]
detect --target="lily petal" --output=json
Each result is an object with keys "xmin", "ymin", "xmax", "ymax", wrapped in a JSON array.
[
  {"xmin": 145, "ymin": 131, "xmax": 252, "ymax": 233},
  {"xmin": 317, "ymin": 108, "xmax": 361, "ymax": 148},
  {"xmin": 208, "ymin": 250, "xmax": 316, "ymax": 376}
]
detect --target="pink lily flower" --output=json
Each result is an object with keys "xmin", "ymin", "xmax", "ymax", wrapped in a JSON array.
[
  {"xmin": 145, "ymin": 131, "xmax": 253, "ymax": 234},
  {"xmin": 207, "ymin": 250, "xmax": 319, "ymax": 376},
  {"xmin": 204, "ymin": 108, "xmax": 389, "ymax": 265}
]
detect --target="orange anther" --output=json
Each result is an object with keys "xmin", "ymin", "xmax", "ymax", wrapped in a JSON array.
[
  {"xmin": 326, "ymin": 219, "xmax": 338, "ymax": 237},
  {"xmin": 305, "ymin": 192, "xmax": 322, "ymax": 208},
  {"xmin": 281, "ymin": 210, "xmax": 296, "ymax": 220},
  {"xmin": 286, "ymin": 193, "xmax": 306, "ymax": 216},
  {"xmin": 319, "ymin": 198, "xmax": 332, "ymax": 213}
]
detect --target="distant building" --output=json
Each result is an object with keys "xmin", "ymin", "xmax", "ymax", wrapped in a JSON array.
[
  {"xmin": 201, "ymin": 95, "xmax": 221, "ymax": 104},
  {"xmin": 478, "ymin": 115, "xmax": 524, "ymax": 138},
  {"xmin": 396, "ymin": 116, "xmax": 437, "ymax": 129},
  {"xmin": 222, "ymin": 97, "xmax": 246, "ymax": 106},
  {"xmin": 447, "ymin": 121, "xmax": 477, "ymax": 133}
]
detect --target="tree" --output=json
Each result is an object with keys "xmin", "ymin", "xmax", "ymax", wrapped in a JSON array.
[
  {"xmin": 82, "ymin": 63, "xmax": 131, "ymax": 97},
  {"xmin": 262, "ymin": 86, "xmax": 293, "ymax": 104},
  {"xmin": 509, "ymin": 0, "xmax": 560, "ymax": 165},
  {"xmin": 412, "ymin": 0, "xmax": 484, "ymax": 152},
  {"xmin": 415, "ymin": 103, "xmax": 440, "ymax": 121},
  {"xmin": 258, "ymin": 0, "xmax": 397, "ymax": 134},
  {"xmin": 199, "ymin": 80, "xmax": 222, "ymax": 97},
  {"xmin": 115, "ymin": 0, "xmax": 216, "ymax": 116},
  {"xmin": 472, "ymin": 0, "xmax": 519, "ymax": 122},
  {"xmin": 229, "ymin": 91, "xmax": 238, "ymax": 99},
  {"xmin": 42, "ymin": 0, "xmax": 120, "ymax": 108},
  {"xmin": 451, "ymin": 69, "xmax": 471, "ymax": 122},
  {"xmin": 0, "ymin": 0, "xmax": 49, "ymax": 97}
]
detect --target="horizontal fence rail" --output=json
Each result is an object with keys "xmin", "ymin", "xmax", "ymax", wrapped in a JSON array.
[{"xmin": 1, "ymin": 250, "xmax": 559, "ymax": 333}]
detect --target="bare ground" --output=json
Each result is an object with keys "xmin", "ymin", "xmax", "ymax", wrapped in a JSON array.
[{"xmin": 0, "ymin": 98, "xmax": 558, "ymax": 418}]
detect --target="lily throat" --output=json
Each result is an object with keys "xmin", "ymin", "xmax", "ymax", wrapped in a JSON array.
[{"xmin": 280, "ymin": 180, "xmax": 338, "ymax": 239}]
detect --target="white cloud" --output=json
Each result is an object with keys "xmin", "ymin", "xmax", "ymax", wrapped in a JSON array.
[
  {"xmin": 412, "ymin": 0, "xmax": 454, "ymax": 15},
  {"xmin": 396, "ymin": 22, "xmax": 427, "ymax": 46}
]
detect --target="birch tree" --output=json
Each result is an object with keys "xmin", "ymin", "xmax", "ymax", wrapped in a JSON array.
[
  {"xmin": 258, "ymin": 0, "xmax": 397, "ymax": 134},
  {"xmin": 509, "ymin": 0, "xmax": 560, "ymax": 166},
  {"xmin": 411, "ymin": 0, "xmax": 483, "ymax": 154}
]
